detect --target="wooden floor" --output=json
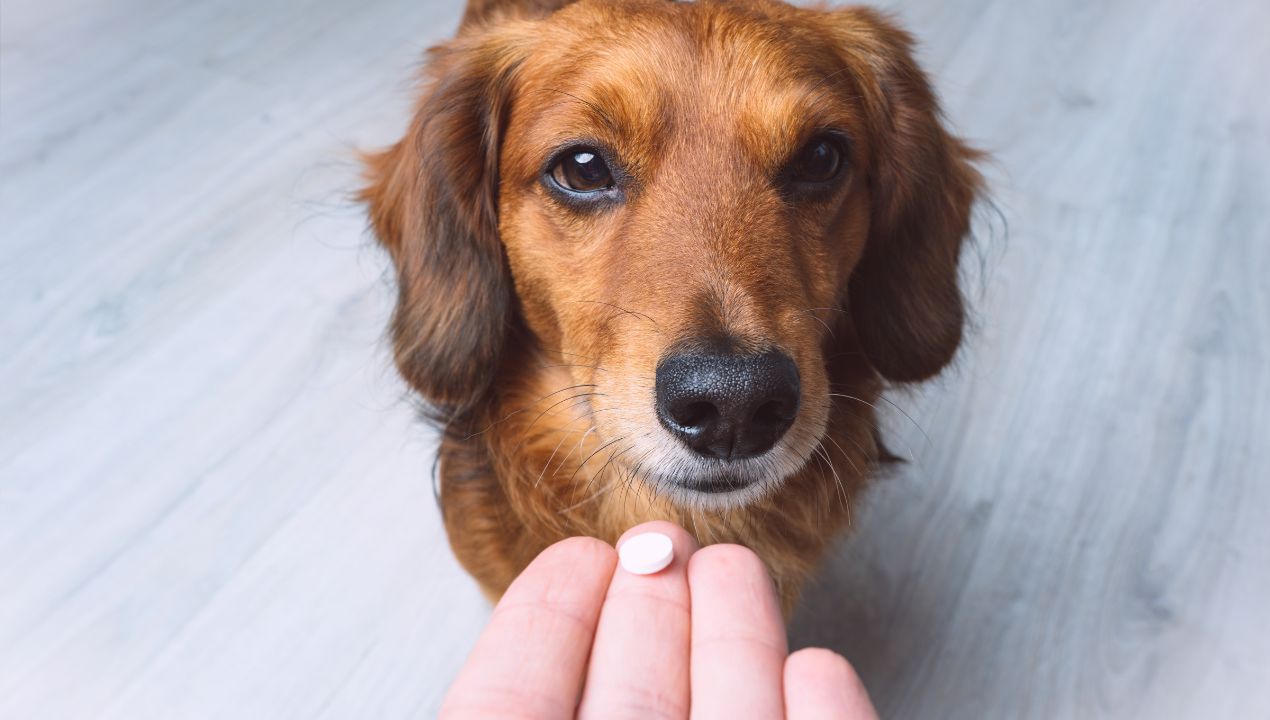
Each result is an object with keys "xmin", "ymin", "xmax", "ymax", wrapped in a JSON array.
[{"xmin": 2, "ymin": 0, "xmax": 1267, "ymax": 716}]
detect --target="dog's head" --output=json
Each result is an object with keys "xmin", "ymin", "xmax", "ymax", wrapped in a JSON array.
[{"xmin": 364, "ymin": 0, "xmax": 980, "ymax": 509}]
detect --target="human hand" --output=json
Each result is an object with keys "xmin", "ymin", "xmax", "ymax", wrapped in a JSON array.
[{"xmin": 440, "ymin": 521, "xmax": 878, "ymax": 719}]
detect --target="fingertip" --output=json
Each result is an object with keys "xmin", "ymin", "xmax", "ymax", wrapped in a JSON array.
[
  {"xmin": 512, "ymin": 535, "xmax": 617, "ymax": 589},
  {"xmin": 785, "ymin": 647, "xmax": 863, "ymax": 690},
  {"xmin": 688, "ymin": 542, "xmax": 771, "ymax": 587},
  {"xmin": 495, "ymin": 535, "xmax": 616, "ymax": 613},
  {"xmin": 539, "ymin": 534, "xmax": 619, "ymax": 571},
  {"xmin": 784, "ymin": 648, "xmax": 878, "ymax": 720}
]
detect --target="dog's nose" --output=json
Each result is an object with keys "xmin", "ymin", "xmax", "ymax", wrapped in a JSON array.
[{"xmin": 655, "ymin": 349, "xmax": 800, "ymax": 461}]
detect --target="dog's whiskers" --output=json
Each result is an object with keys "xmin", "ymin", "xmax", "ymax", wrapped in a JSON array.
[
  {"xmin": 566, "ymin": 434, "xmax": 628, "ymax": 499},
  {"xmin": 566, "ymin": 299, "xmax": 661, "ymax": 333},
  {"xmin": 533, "ymin": 406, "xmax": 597, "ymax": 489},
  {"xmin": 618, "ymin": 445, "xmax": 657, "ymax": 514},
  {"xmin": 513, "ymin": 390, "xmax": 605, "ymax": 452},
  {"xmin": 560, "ymin": 469, "xmax": 620, "ymax": 513},
  {"xmin": 543, "ymin": 402, "xmax": 642, "ymax": 495},
  {"xmin": 464, "ymin": 383, "xmax": 597, "ymax": 440},
  {"xmin": 821, "ymin": 437, "xmax": 861, "ymax": 527},
  {"xmin": 551, "ymin": 349, "xmax": 603, "ymax": 363},
  {"xmin": 813, "ymin": 443, "xmax": 850, "ymax": 520},
  {"xmin": 560, "ymin": 435, "xmax": 652, "ymax": 514},
  {"xmin": 551, "ymin": 423, "xmax": 599, "ymax": 482},
  {"xmin": 863, "ymin": 390, "xmax": 933, "ymax": 450},
  {"xmin": 538, "ymin": 362, "xmax": 609, "ymax": 374},
  {"xmin": 822, "ymin": 431, "xmax": 866, "ymax": 483},
  {"xmin": 825, "ymin": 391, "xmax": 922, "ymax": 463},
  {"xmin": 586, "ymin": 439, "xmax": 639, "ymax": 495},
  {"xmin": 800, "ymin": 307, "xmax": 836, "ymax": 338}
]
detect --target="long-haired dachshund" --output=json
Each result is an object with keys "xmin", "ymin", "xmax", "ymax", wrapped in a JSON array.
[{"xmin": 362, "ymin": 0, "xmax": 981, "ymax": 611}]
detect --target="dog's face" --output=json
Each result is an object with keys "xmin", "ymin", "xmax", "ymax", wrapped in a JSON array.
[
  {"xmin": 364, "ymin": 0, "xmax": 979, "ymax": 509},
  {"xmin": 497, "ymin": 2, "xmax": 875, "ymax": 507}
]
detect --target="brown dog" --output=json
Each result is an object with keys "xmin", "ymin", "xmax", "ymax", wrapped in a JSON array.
[{"xmin": 362, "ymin": 0, "xmax": 981, "ymax": 611}]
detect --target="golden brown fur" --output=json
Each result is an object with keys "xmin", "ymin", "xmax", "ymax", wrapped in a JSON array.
[{"xmin": 362, "ymin": 0, "xmax": 981, "ymax": 612}]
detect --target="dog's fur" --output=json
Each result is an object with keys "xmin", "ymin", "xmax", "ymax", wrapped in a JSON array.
[{"xmin": 362, "ymin": 0, "xmax": 981, "ymax": 611}]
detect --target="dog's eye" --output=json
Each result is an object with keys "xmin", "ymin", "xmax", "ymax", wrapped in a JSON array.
[
  {"xmin": 550, "ymin": 149, "xmax": 614, "ymax": 192},
  {"xmin": 789, "ymin": 137, "xmax": 845, "ymax": 185}
]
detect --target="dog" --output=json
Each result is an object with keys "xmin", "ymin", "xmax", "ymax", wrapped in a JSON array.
[{"xmin": 362, "ymin": 0, "xmax": 981, "ymax": 612}]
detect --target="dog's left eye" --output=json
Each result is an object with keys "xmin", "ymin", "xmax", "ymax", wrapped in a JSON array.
[
  {"xmin": 788, "ymin": 136, "xmax": 845, "ymax": 185},
  {"xmin": 550, "ymin": 149, "xmax": 614, "ymax": 193}
]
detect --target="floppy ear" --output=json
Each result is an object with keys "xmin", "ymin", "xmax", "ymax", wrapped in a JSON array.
[
  {"xmin": 833, "ymin": 8, "xmax": 983, "ymax": 383},
  {"xmin": 361, "ymin": 33, "xmax": 523, "ymax": 413}
]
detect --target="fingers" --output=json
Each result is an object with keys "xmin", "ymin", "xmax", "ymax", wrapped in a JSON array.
[
  {"xmin": 442, "ymin": 528, "xmax": 876, "ymax": 720},
  {"xmin": 440, "ymin": 536, "xmax": 617, "ymax": 720},
  {"xmin": 688, "ymin": 544, "xmax": 788, "ymax": 720},
  {"xmin": 784, "ymin": 648, "xmax": 879, "ymax": 720},
  {"xmin": 577, "ymin": 521, "xmax": 700, "ymax": 720}
]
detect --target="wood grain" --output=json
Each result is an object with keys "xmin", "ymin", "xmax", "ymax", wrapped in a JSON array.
[{"xmin": 2, "ymin": 0, "xmax": 1267, "ymax": 717}]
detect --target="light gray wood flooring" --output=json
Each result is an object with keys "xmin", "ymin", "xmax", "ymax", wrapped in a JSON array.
[{"xmin": 2, "ymin": 0, "xmax": 1267, "ymax": 717}]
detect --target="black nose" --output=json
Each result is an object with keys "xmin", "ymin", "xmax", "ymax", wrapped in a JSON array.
[{"xmin": 655, "ymin": 349, "xmax": 800, "ymax": 461}]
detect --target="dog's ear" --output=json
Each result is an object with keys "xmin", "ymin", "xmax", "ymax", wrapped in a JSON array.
[
  {"xmin": 830, "ymin": 8, "xmax": 983, "ymax": 383},
  {"xmin": 361, "ymin": 32, "xmax": 524, "ymax": 413}
]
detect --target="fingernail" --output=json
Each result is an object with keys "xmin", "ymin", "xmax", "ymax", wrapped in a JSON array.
[{"xmin": 618, "ymin": 532, "xmax": 674, "ymax": 575}]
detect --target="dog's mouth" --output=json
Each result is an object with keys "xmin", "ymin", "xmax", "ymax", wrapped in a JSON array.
[
  {"xmin": 598, "ymin": 419, "xmax": 827, "ymax": 510},
  {"xmin": 639, "ymin": 450, "xmax": 808, "ymax": 509},
  {"xmin": 670, "ymin": 474, "xmax": 755, "ymax": 495}
]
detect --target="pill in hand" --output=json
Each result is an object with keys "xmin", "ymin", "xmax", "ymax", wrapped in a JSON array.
[{"xmin": 618, "ymin": 532, "xmax": 675, "ymax": 575}]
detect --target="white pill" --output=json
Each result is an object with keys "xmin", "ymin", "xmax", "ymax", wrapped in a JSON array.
[{"xmin": 618, "ymin": 532, "xmax": 675, "ymax": 575}]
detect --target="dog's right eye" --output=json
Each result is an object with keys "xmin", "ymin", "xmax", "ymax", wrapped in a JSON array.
[{"xmin": 549, "ymin": 149, "xmax": 614, "ymax": 193}]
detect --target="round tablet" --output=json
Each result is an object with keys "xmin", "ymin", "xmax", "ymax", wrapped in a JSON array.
[{"xmin": 618, "ymin": 532, "xmax": 675, "ymax": 575}]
